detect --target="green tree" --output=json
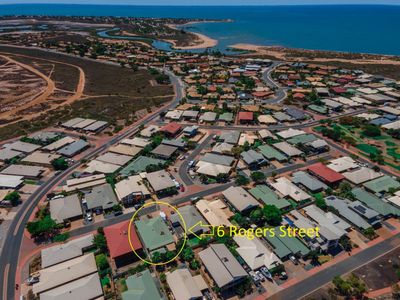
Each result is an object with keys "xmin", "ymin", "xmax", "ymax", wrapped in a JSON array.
[
  {"xmin": 93, "ymin": 233, "xmax": 108, "ymax": 253},
  {"xmin": 235, "ymin": 175, "xmax": 250, "ymax": 186},
  {"xmin": 26, "ymin": 215, "xmax": 57, "ymax": 237},
  {"xmin": 249, "ymin": 208, "xmax": 264, "ymax": 224},
  {"xmin": 4, "ymin": 191, "xmax": 20, "ymax": 207},
  {"xmin": 159, "ymin": 273, "xmax": 166, "ymax": 283},
  {"xmin": 96, "ymin": 253, "xmax": 109, "ymax": 270},
  {"xmin": 51, "ymin": 157, "xmax": 68, "ymax": 170},
  {"xmin": 181, "ymin": 247, "xmax": 194, "ymax": 261},
  {"xmin": 250, "ymin": 171, "xmax": 266, "ymax": 184},
  {"xmin": 262, "ymin": 205, "xmax": 282, "ymax": 226},
  {"xmin": 363, "ymin": 124, "xmax": 381, "ymax": 137}
]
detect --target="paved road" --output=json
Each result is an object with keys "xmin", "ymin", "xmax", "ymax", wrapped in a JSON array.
[
  {"xmin": 270, "ymin": 233, "xmax": 400, "ymax": 300},
  {"xmin": 178, "ymin": 133, "xmax": 215, "ymax": 186},
  {"xmin": 261, "ymin": 62, "xmax": 288, "ymax": 105},
  {"xmin": 0, "ymin": 64, "xmax": 184, "ymax": 300}
]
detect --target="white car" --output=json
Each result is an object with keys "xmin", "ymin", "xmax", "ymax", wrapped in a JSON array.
[{"xmin": 86, "ymin": 212, "xmax": 93, "ymax": 222}]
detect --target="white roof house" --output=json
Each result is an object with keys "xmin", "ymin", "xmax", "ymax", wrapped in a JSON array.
[
  {"xmin": 343, "ymin": 167, "xmax": 383, "ymax": 185},
  {"xmin": 276, "ymin": 128, "xmax": 306, "ymax": 139},
  {"xmin": 96, "ymin": 152, "xmax": 133, "ymax": 166},
  {"xmin": 33, "ymin": 253, "xmax": 97, "ymax": 295},
  {"xmin": 198, "ymin": 244, "xmax": 247, "ymax": 289},
  {"xmin": 3, "ymin": 141, "xmax": 41, "ymax": 153},
  {"xmin": 383, "ymin": 120, "xmax": 400, "ymax": 130},
  {"xmin": 0, "ymin": 174, "xmax": 24, "ymax": 189},
  {"xmin": 166, "ymin": 268, "xmax": 207, "ymax": 300},
  {"xmin": 271, "ymin": 177, "xmax": 311, "ymax": 202},
  {"xmin": 21, "ymin": 151, "xmax": 61, "ymax": 166},
  {"xmin": 39, "ymin": 273, "xmax": 103, "ymax": 300},
  {"xmin": 41, "ymin": 234, "xmax": 94, "ymax": 268},
  {"xmin": 121, "ymin": 137, "xmax": 151, "ymax": 148},
  {"xmin": 233, "ymin": 236, "xmax": 282, "ymax": 270},
  {"xmin": 49, "ymin": 194, "xmax": 83, "ymax": 224},
  {"xmin": 272, "ymin": 142, "xmax": 303, "ymax": 157},
  {"xmin": 63, "ymin": 174, "xmax": 106, "ymax": 192},
  {"xmin": 43, "ymin": 137, "xmax": 75, "ymax": 151},
  {"xmin": 222, "ymin": 186, "xmax": 260, "ymax": 212},
  {"xmin": 114, "ymin": 175, "xmax": 150, "ymax": 201},
  {"xmin": 146, "ymin": 170, "xmax": 176, "ymax": 192},
  {"xmin": 196, "ymin": 199, "xmax": 232, "ymax": 227},
  {"xmin": 84, "ymin": 160, "xmax": 120, "ymax": 174},
  {"xmin": 327, "ymin": 156, "xmax": 358, "ymax": 173},
  {"xmin": 196, "ymin": 161, "xmax": 232, "ymax": 178}
]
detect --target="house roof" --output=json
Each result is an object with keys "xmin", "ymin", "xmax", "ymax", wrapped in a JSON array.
[
  {"xmin": 84, "ymin": 184, "xmax": 118, "ymax": 210},
  {"xmin": 241, "ymin": 149, "xmax": 267, "ymax": 165},
  {"xmin": 222, "ymin": 186, "xmax": 260, "ymax": 212},
  {"xmin": 84, "ymin": 160, "xmax": 120, "ymax": 174},
  {"xmin": 0, "ymin": 174, "xmax": 23, "ymax": 189},
  {"xmin": 57, "ymin": 140, "xmax": 89, "ymax": 157},
  {"xmin": 291, "ymin": 171, "xmax": 328, "ymax": 192},
  {"xmin": 122, "ymin": 270, "xmax": 163, "ymax": 300},
  {"xmin": 50, "ymin": 194, "xmax": 82, "ymax": 224},
  {"xmin": 271, "ymin": 177, "xmax": 311, "ymax": 202},
  {"xmin": 161, "ymin": 122, "xmax": 182, "ymax": 135},
  {"xmin": 41, "ymin": 234, "xmax": 94, "ymax": 268},
  {"xmin": 96, "ymin": 152, "xmax": 133, "ymax": 166},
  {"xmin": 343, "ymin": 167, "xmax": 383, "ymax": 185},
  {"xmin": 146, "ymin": 170, "xmax": 176, "ymax": 192},
  {"xmin": 170, "ymin": 205, "xmax": 210, "ymax": 234},
  {"xmin": 198, "ymin": 244, "xmax": 247, "ymax": 288},
  {"xmin": 249, "ymin": 185, "xmax": 291, "ymax": 210},
  {"xmin": 0, "ymin": 164, "xmax": 45, "ymax": 178},
  {"xmin": 32, "ymin": 253, "xmax": 97, "ymax": 294},
  {"xmin": 273, "ymin": 142, "xmax": 303, "ymax": 157},
  {"xmin": 308, "ymin": 163, "xmax": 345, "ymax": 184},
  {"xmin": 135, "ymin": 216, "xmax": 174, "ymax": 251},
  {"xmin": 362, "ymin": 175, "xmax": 400, "ymax": 194},
  {"xmin": 115, "ymin": 175, "xmax": 150, "ymax": 201},
  {"xmin": 200, "ymin": 153, "xmax": 234, "ymax": 166},
  {"xmin": 327, "ymin": 157, "xmax": 358, "ymax": 173},
  {"xmin": 151, "ymin": 144, "xmax": 178, "ymax": 158},
  {"xmin": 39, "ymin": 273, "xmax": 103, "ymax": 300},
  {"xmin": 258, "ymin": 145, "xmax": 286, "ymax": 162},
  {"xmin": 104, "ymin": 220, "xmax": 142, "ymax": 259},
  {"xmin": 352, "ymin": 188, "xmax": 400, "ymax": 217},
  {"xmin": 166, "ymin": 269, "xmax": 206, "ymax": 300},
  {"xmin": 195, "ymin": 199, "xmax": 232, "ymax": 227},
  {"xmin": 234, "ymin": 236, "xmax": 282, "ymax": 270},
  {"xmin": 238, "ymin": 111, "xmax": 254, "ymax": 121},
  {"xmin": 120, "ymin": 156, "xmax": 165, "ymax": 176}
]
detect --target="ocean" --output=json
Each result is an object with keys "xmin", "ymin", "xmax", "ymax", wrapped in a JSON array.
[{"xmin": 0, "ymin": 4, "xmax": 400, "ymax": 55}]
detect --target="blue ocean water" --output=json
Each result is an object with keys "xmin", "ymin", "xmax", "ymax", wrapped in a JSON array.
[{"xmin": 0, "ymin": 4, "xmax": 400, "ymax": 55}]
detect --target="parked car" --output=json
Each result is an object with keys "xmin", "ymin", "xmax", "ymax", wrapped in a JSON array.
[
  {"xmin": 290, "ymin": 255, "xmax": 299, "ymax": 265},
  {"xmin": 255, "ymin": 271, "xmax": 265, "ymax": 282},
  {"xmin": 260, "ymin": 267, "xmax": 273, "ymax": 280},
  {"xmin": 279, "ymin": 271, "xmax": 288, "ymax": 280},
  {"xmin": 86, "ymin": 212, "xmax": 93, "ymax": 222},
  {"xmin": 249, "ymin": 271, "xmax": 261, "ymax": 283},
  {"xmin": 26, "ymin": 277, "xmax": 39, "ymax": 285}
]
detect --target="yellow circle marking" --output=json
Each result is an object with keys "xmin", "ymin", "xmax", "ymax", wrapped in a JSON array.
[{"xmin": 127, "ymin": 201, "xmax": 187, "ymax": 266}]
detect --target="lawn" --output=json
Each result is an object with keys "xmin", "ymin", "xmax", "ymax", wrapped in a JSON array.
[
  {"xmin": 387, "ymin": 148, "xmax": 400, "ymax": 160},
  {"xmin": 356, "ymin": 144, "xmax": 380, "ymax": 155}
]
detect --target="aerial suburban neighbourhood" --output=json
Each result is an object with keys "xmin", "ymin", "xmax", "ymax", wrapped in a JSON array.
[{"xmin": 0, "ymin": 4, "xmax": 400, "ymax": 300}]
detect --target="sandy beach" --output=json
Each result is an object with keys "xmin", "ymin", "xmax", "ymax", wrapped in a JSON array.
[{"xmin": 167, "ymin": 23, "xmax": 218, "ymax": 50}]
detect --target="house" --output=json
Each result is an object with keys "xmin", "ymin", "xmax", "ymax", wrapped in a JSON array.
[
  {"xmin": 219, "ymin": 131, "xmax": 240, "ymax": 145},
  {"xmin": 291, "ymin": 171, "xmax": 328, "ymax": 193},
  {"xmin": 165, "ymin": 110, "xmax": 183, "ymax": 120},
  {"xmin": 212, "ymin": 142, "xmax": 234, "ymax": 155},
  {"xmin": 96, "ymin": 152, "xmax": 133, "ymax": 166},
  {"xmin": 200, "ymin": 111, "xmax": 217, "ymax": 123},
  {"xmin": 83, "ymin": 184, "xmax": 118, "ymax": 212},
  {"xmin": 264, "ymin": 227, "xmax": 310, "ymax": 259},
  {"xmin": 276, "ymin": 128, "xmax": 306, "ymax": 139},
  {"xmin": 162, "ymin": 139, "xmax": 186, "ymax": 150},
  {"xmin": 22, "ymin": 151, "xmax": 61, "ymax": 166},
  {"xmin": 222, "ymin": 186, "xmax": 259, "ymax": 213},
  {"xmin": 342, "ymin": 167, "xmax": 383, "ymax": 185},
  {"xmin": 249, "ymin": 185, "xmax": 291, "ymax": 211},
  {"xmin": 170, "ymin": 205, "xmax": 210, "ymax": 238},
  {"xmin": 241, "ymin": 149, "xmax": 268, "ymax": 169},
  {"xmin": 238, "ymin": 111, "xmax": 254, "ymax": 124},
  {"xmin": 104, "ymin": 221, "xmax": 143, "ymax": 268},
  {"xmin": 151, "ymin": 144, "xmax": 178, "ymax": 159},
  {"xmin": 43, "ymin": 137, "xmax": 75, "ymax": 152},
  {"xmin": 0, "ymin": 174, "xmax": 24, "ymax": 189},
  {"xmin": 234, "ymin": 235, "xmax": 282, "ymax": 270},
  {"xmin": 109, "ymin": 144, "xmax": 142, "ymax": 157},
  {"xmin": 307, "ymin": 163, "xmax": 345, "ymax": 186},
  {"xmin": 84, "ymin": 120, "xmax": 109, "ymax": 133},
  {"xmin": 218, "ymin": 112, "xmax": 234, "ymax": 123},
  {"xmin": 57, "ymin": 140, "xmax": 89, "ymax": 157},
  {"xmin": 41, "ymin": 234, "xmax": 94, "ymax": 268},
  {"xmin": 120, "ymin": 156, "xmax": 165, "ymax": 176},
  {"xmin": 273, "ymin": 142, "xmax": 303, "ymax": 157},
  {"xmin": 182, "ymin": 110, "xmax": 200, "ymax": 121},
  {"xmin": 0, "ymin": 148, "xmax": 23, "ymax": 162},
  {"xmin": 84, "ymin": 160, "xmax": 120, "ymax": 174},
  {"xmin": 114, "ymin": 175, "xmax": 150, "ymax": 206},
  {"xmin": 0, "ymin": 164, "xmax": 46, "ymax": 179},
  {"xmin": 140, "ymin": 125, "xmax": 161, "ymax": 138},
  {"xmin": 270, "ymin": 177, "xmax": 311, "ymax": 203},
  {"xmin": 122, "ymin": 270, "xmax": 163, "ymax": 300},
  {"xmin": 135, "ymin": 216, "xmax": 175, "ymax": 251},
  {"xmin": 166, "ymin": 268, "xmax": 208, "ymax": 300},
  {"xmin": 258, "ymin": 145, "xmax": 287, "ymax": 162},
  {"xmin": 63, "ymin": 174, "xmax": 106, "ymax": 192},
  {"xmin": 195, "ymin": 161, "xmax": 232, "ymax": 178},
  {"xmin": 121, "ymin": 137, "xmax": 151, "ymax": 148},
  {"xmin": 200, "ymin": 153, "xmax": 234, "ymax": 166},
  {"xmin": 3, "ymin": 140, "xmax": 41, "ymax": 153},
  {"xmin": 327, "ymin": 157, "xmax": 358, "ymax": 173},
  {"xmin": 362, "ymin": 175, "xmax": 400, "ymax": 195},
  {"xmin": 32, "ymin": 253, "xmax": 98, "ymax": 296},
  {"xmin": 49, "ymin": 194, "xmax": 83, "ymax": 224},
  {"xmin": 160, "ymin": 122, "xmax": 182, "ymax": 137},
  {"xmin": 195, "ymin": 199, "xmax": 233, "ymax": 227},
  {"xmin": 145, "ymin": 170, "xmax": 176, "ymax": 195},
  {"xmin": 352, "ymin": 188, "xmax": 400, "ymax": 217},
  {"xmin": 183, "ymin": 125, "xmax": 198, "ymax": 137},
  {"xmin": 198, "ymin": 244, "xmax": 247, "ymax": 290}
]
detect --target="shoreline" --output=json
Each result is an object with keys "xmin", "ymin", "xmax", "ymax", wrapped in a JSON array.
[
  {"xmin": 167, "ymin": 22, "xmax": 219, "ymax": 50},
  {"xmin": 229, "ymin": 43, "xmax": 400, "ymax": 65}
]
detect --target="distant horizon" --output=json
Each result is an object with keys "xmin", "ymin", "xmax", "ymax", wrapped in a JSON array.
[{"xmin": 1, "ymin": 0, "xmax": 400, "ymax": 6}]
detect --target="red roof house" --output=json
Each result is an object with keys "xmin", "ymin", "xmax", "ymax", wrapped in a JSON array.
[
  {"xmin": 104, "ymin": 220, "xmax": 143, "ymax": 268},
  {"xmin": 293, "ymin": 92, "xmax": 306, "ymax": 100},
  {"xmin": 331, "ymin": 87, "xmax": 347, "ymax": 94},
  {"xmin": 238, "ymin": 111, "xmax": 254, "ymax": 124},
  {"xmin": 160, "ymin": 122, "xmax": 182, "ymax": 137},
  {"xmin": 307, "ymin": 162, "xmax": 345, "ymax": 185}
]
